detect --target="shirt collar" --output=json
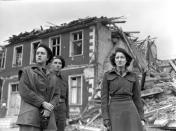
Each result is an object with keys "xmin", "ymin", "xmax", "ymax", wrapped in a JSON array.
[
  {"xmin": 49, "ymin": 70, "xmax": 62, "ymax": 78},
  {"xmin": 110, "ymin": 67, "xmax": 129, "ymax": 77}
]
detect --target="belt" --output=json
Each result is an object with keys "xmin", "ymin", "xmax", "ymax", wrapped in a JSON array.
[{"xmin": 110, "ymin": 94, "xmax": 132, "ymax": 102}]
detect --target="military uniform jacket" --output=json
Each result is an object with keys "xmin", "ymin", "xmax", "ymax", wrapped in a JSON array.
[
  {"xmin": 16, "ymin": 65, "xmax": 60, "ymax": 128},
  {"xmin": 54, "ymin": 72, "xmax": 69, "ymax": 119},
  {"xmin": 101, "ymin": 69, "xmax": 144, "ymax": 121}
]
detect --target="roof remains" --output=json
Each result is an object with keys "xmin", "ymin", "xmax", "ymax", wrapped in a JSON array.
[
  {"xmin": 6, "ymin": 16, "xmax": 157, "ymax": 71},
  {"xmin": 7, "ymin": 16, "xmax": 126, "ymax": 45}
]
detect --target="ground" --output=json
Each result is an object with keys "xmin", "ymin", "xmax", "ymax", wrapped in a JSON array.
[
  {"xmin": 0, "ymin": 127, "xmax": 19, "ymax": 131},
  {"xmin": 0, "ymin": 126, "xmax": 172, "ymax": 131}
]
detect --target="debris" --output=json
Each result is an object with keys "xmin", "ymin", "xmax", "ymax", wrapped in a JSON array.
[
  {"xmin": 141, "ymin": 87, "xmax": 163, "ymax": 97},
  {"xmin": 169, "ymin": 60, "xmax": 176, "ymax": 72},
  {"xmin": 154, "ymin": 118, "xmax": 169, "ymax": 127}
]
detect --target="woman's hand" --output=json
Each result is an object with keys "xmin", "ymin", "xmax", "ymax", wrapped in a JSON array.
[
  {"xmin": 66, "ymin": 119, "xmax": 70, "ymax": 126},
  {"xmin": 42, "ymin": 109, "xmax": 51, "ymax": 117},
  {"xmin": 141, "ymin": 120, "xmax": 147, "ymax": 131},
  {"xmin": 42, "ymin": 101, "xmax": 54, "ymax": 111},
  {"xmin": 141, "ymin": 120, "xmax": 145, "ymax": 126},
  {"xmin": 103, "ymin": 119, "xmax": 111, "ymax": 130}
]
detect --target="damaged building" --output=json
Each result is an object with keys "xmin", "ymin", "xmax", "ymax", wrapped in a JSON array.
[{"xmin": 0, "ymin": 17, "xmax": 159, "ymax": 128}]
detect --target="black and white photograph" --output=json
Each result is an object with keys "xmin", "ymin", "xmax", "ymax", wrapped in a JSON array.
[{"xmin": 0, "ymin": 0, "xmax": 176, "ymax": 131}]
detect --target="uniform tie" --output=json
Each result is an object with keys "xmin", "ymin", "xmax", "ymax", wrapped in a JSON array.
[{"xmin": 120, "ymin": 70, "xmax": 123, "ymax": 76}]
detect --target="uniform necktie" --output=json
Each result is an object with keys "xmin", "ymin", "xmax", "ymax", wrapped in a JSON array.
[{"xmin": 120, "ymin": 71, "xmax": 123, "ymax": 76}]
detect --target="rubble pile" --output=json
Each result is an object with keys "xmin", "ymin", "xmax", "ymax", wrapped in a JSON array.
[
  {"xmin": 67, "ymin": 70, "xmax": 176, "ymax": 131},
  {"xmin": 67, "ymin": 101, "xmax": 105, "ymax": 131},
  {"xmin": 142, "ymin": 71, "xmax": 176, "ymax": 130}
]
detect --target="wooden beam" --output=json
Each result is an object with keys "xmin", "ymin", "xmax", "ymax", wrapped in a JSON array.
[
  {"xmin": 169, "ymin": 60, "xmax": 176, "ymax": 72},
  {"xmin": 86, "ymin": 109, "xmax": 101, "ymax": 126},
  {"xmin": 124, "ymin": 31, "xmax": 140, "ymax": 34},
  {"xmin": 113, "ymin": 21, "xmax": 126, "ymax": 23},
  {"xmin": 144, "ymin": 104, "xmax": 173, "ymax": 117},
  {"xmin": 141, "ymin": 87, "xmax": 163, "ymax": 97},
  {"xmin": 77, "ymin": 125, "xmax": 102, "ymax": 131}
]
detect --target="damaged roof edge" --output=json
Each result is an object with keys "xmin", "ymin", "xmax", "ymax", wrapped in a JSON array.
[{"xmin": 6, "ymin": 16, "xmax": 126, "ymax": 46}]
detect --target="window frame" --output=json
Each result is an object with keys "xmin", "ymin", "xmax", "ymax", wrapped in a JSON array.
[
  {"xmin": 11, "ymin": 83, "xmax": 19, "ymax": 94},
  {"xmin": 0, "ymin": 48, "xmax": 6, "ymax": 70},
  {"xmin": 30, "ymin": 40, "xmax": 41, "ymax": 64},
  {"xmin": 7, "ymin": 81, "xmax": 20, "ymax": 116},
  {"xmin": 68, "ymin": 74, "xmax": 83, "ymax": 106},
  {"xmin": 69, "ymin": 30, "xmax": 84, "ymax": 57},
  {"xmin": 49, "ymin": 35, "xmax": 61, "ymax": 57},
  {"xmin": 12, "ymin": 45, "xmax": 23, "ymax": 68}
]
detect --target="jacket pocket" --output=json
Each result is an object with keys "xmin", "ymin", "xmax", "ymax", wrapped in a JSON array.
[
  {"xmin": 17, "ymin": 100, "xmax": 40, "ymax": 127},
  {"xmin": 106, "ymin": 75, "xmax": 119, "ymax": 95},
  {"xmin": 17, "ymin": 108, "xmax": 40, "ymax": 127},
  {"xmin": 126, "ymin": 76, "xmax": 136, "ymax": 83},
  {"xmin": 122, "ymin": 77, "xmax": 135, "ymax": 93}
]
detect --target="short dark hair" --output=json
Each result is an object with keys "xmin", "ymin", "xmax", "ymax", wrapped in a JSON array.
[
  {"xmin": 52, "ymin": 56, "xmax": 65, "ymax": 68},
  {"xmin": 36, "ymin": 44, "xmax": 53, "ymax": 65},
  {"xmin": 110, "ymin": 48, "xmax": 132, "ymax": 67}
]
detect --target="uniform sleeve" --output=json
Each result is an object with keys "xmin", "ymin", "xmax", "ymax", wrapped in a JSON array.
[
  {"xmin": 132, "ymin": 74, "xmax": 144, "ymax": 121},
  {"xmin": 101, "ymin": 73, "xmax": 110, "ymax": 120},
  {"xmin": 18, "ymin": 69, "xmax": 45, "ymax": 108},
  {"xmin": 65, "ymin": 85, "xmax": 69, "ymax": 118},
  {"xmin": 50, "ymin": 83, "xmax": 60, "ymax": 107},
  {"xmin": 62, "ymin": 76, "xmax": 69, "ymax": 118},
  {"xmin": 49, "ymin": 74, "xmax": 60, "ymax": 107}
]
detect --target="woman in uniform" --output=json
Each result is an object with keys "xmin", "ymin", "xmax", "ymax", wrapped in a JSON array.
[
  {"xmin": 50, "ymin": 56, "xmax": 69, "ymax": 131},
  {"xmin": 17, "ymin": 44, "xmax": 59, "ymax": 131},
  {"xmin": 101, "ymin": 47, "xmax": 145, "ymax": 131}
]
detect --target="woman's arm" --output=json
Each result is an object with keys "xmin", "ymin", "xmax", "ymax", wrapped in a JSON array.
[
  {"xmin": 65, "ymin": 85, "xmax": 69, "ymax": 119},
  {"xmin": 18, "ymin": 69, "xmax": 45, "ymax": 108},
  {"xmin": 50, "ymin": 83, "xmax": 60, "ymax": 108},
  {"xmin": 132, "ymin": 74, "xmax": 144, "ymax": 121},
  {"xmin": 49, "ymin": 74, "xmax": 60, "ymax": 109},
  {"xmin": 101, "ymin": 73, "xmax": 110, "ymax": 120}
]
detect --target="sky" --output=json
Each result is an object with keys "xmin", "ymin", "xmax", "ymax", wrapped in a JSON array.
[{"xmin": 0, "ymin": 0, "xmax": 176, "ymax": 60}]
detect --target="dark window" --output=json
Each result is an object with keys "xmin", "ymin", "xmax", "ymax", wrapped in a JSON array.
[
  {"xmin": 31, "ymin": 42, "xmax": 40, "ymax": 63},
  {"xmin": 11, "ymin": 84, "xmax": 18, "ymax": 93},
  {"xmin": 0, "ymin": 50, "xmax": 5, "ymax": 69},
  {"xmin": 13, "ymin": 46, "xmax": 22, "ymax": 67},
  {"xmin": 71, "ymin": 31, "xmax": 83, "ymax": 56}
]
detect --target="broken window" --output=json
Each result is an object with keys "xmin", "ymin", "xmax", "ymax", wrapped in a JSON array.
[
  {"xmin": 50, "ymin": 36, "xmax": 61, "ymax": 56},
  {"xmin": 0, "ymin": 49, "xmax": 6, "ymax": 69},
  {"xmin": 13, "ymin": 45, "xmax": 23, "ymax": 67},
  {"xmin": 69, "ymin": 75, "xmax": 82, "ymax": 105},
  {"xmin": 30, "ymin": 41, "xmax": 40, "ymax": 64},
  {"xmin": 70, "ymin": 31, "xmax": 83, "ymax": 56}
]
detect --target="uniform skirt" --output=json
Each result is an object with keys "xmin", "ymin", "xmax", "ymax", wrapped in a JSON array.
[
  {"xmin": 109, "ymin": 100, "xmax": 143, "ymax": 131},
  {"xmin": 54, "ymin": 103, "xmax": 67, "ymax": 131}
]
